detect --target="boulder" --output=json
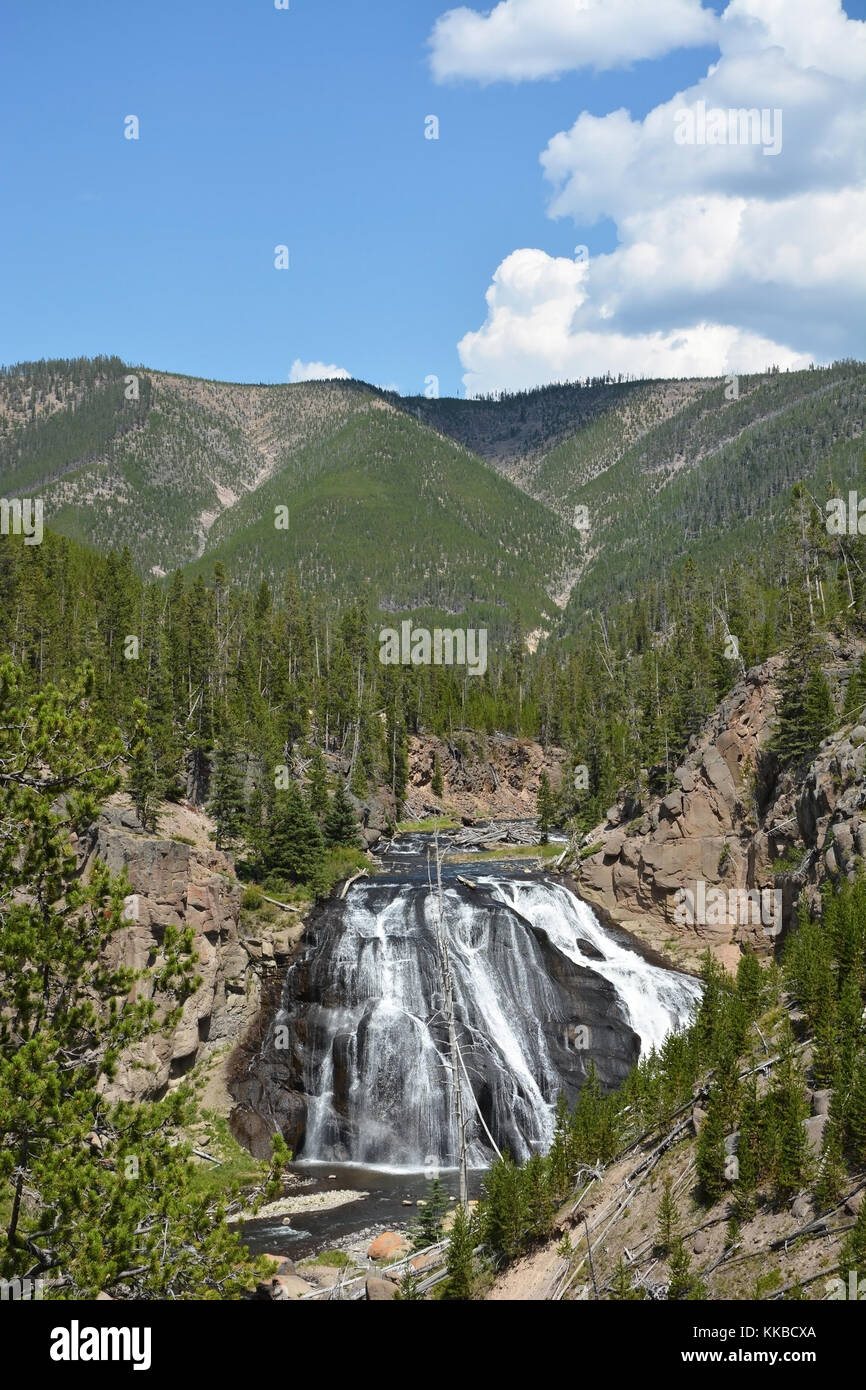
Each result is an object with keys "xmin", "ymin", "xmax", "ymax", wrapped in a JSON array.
[
  {"xmin": 803, "ymin": 1114, "xmax": 829, "ymax": 1156},
  {"xmin": 365, "ymin": 1275, "xmax": 399, "ymax": 1301},
  {"xmin": 811, "ymin": 1090, "xmax": 832, "ymax": 1117},
  {"xmin": 367, "ymin": 1231, "xmax": 408, "ymax": 1261},
  {"xmin": 257, "ymin": 1274, "xmax": 314, "ymax": 1301}
]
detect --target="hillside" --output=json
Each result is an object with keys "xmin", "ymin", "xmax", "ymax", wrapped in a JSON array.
[{"xmin": 0, "ymin": 359, "xmax": 580, "ymax": 631}]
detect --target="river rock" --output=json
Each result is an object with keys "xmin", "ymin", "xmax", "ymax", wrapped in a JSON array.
[
  {"xmin": 258, "ymin": 1274, "xmax": 314, "ymax": 1301},
  {"xmin": 367, "ymin": 1232, "xmax": 407, "ymax": 1261},
  {"xmin": 365, "ymin": 1275, "xmax": 399, "ymax": 1301}
]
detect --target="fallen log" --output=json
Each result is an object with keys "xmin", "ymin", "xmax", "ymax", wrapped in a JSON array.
[{"xmin": 339, "ymin": 869, "xmax": 369, "ymax": 899}]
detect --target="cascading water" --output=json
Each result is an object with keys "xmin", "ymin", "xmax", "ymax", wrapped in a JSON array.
[
  {"xmin": 232, "ymin": 861, "xmax": 701, "ymax": 1171},
  {"xmin": 482, "ymin": 878, "xmax": 702, "ymax": 1055}
]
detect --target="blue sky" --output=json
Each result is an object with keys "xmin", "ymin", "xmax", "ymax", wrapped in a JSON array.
[{"xmin": 1, "ymin": 0, "xmax": 863, "ymax": 396}]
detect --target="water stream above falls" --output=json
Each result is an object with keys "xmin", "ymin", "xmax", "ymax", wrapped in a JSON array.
[{"xmin": 232, "ymin": 832, "xmax": 701, "ymax": 1174}]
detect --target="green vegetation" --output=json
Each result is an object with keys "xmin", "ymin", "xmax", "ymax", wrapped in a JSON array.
[{"xmin": 0, "ymin": 658, "xmax": 288, "ymax": 1298}]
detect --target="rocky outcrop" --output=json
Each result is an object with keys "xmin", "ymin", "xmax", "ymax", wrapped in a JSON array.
[
  {"xmin": 404, "ymin": 730, "xmax": 565, "ymax": 823},
  {"xmin": 576, "ymin": 641, "xmax": 866, "ymax": 971},
  {"xmin": 84, "ymin": 805, "xmax": 299, "ymax": 1103}
]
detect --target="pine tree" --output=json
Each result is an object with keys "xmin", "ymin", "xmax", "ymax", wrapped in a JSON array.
[
  {"xmin": 814, "ymin": 1117, "xmax": 847, "ymax": 1212},
  {"xmin": 769, "ymin": 1021, "xmax": 811, "ymax": 1202},
  {"xmin": 696, "ymin": 1086, "xmax": 727, "ymax": 1205},
  {"xmin": 324, "ymin": 777, "xmax": 360, "ymax": 848},
  {"xmin": 267, "ymin": 781, "xmax": 326, "ymax": 885},
  {"xmin": 773, "ymin": 603, "xmax": 834, "ymax": 767},
  {"xmin": 656, "ymin": 1175, "xmax": 680, "ymax": 1257},
  {"xmin": 411, "ymin": 1178, "xmax": 450, "ymax": 1250},
  {"xmin": 734, "ymin": 1077, "xmax": 760, "ymax": 1221},
  {"xmin": 431, "ymin": 751, "xmax": 444, "ymax": 798},
  {"xmin": 548, "ymin": 1091, "xmax": 574, "ymax": 1200},
  {"xmin": 846, "ymin": 1055, "xmax": 866, "ymax": 1164},
  {"xmin": 209, "ymin": 739, "xmax": 246, "ymax": 849},
  {"xmin": 126, "ymin": 701, "xmax": 164, "ymax": 833},
  {"xmin": 305, "ymin": 746, "xmax": 330, "ymax": 821},
  {"xmin": 840, "ymin": 1188, "xmax": 866, "ymax": 1286},
  {"xmin": 736, "ymin": 949, "xmax": 764, "ymax": 1021},
  {"xmin": 396, "ymin": 1263, "xmax": 423, "ymax": 1300},
  {"xmin": 480, "ymin": 1152, "xmax": 527, "ymax": 1260},
  {"xmin": 0, "ymin": 657, "xmax": 281, "ymax": 1297},
  {"xmin": 667, "ymin": 1239, "xmax": 706, "ymax": 1300},
  {"xmin": 609, "ymin": 1256, "xmax": 644, "ymax": 1300},
  {"xmin": 440, "ymin": 1202, "xmax": 475, "ymax": 1300},
  {"xmin": 536, "ymin": 771, "xmax": 555, "ymax": 844}
]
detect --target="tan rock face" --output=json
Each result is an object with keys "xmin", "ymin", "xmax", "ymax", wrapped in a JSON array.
[
  {"xmin": 576, "ymin": 642, "xmax": 866, "ymax": 969},
  {"xmin": 405, "ymin": 731, "xmax": 565, "ymax": 823},
  {"xmin": 84, "ymin": 808, "xmax": 268, "ymax": 1103}
]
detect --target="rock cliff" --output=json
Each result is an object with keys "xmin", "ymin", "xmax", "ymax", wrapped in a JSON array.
[
  {"xmin": 576, "ymin": 639, "xmax": 866, "ymax": 972},
  {"xmin": 82, "ymin": 802, "xmax": 300, "ymax": 1104}
]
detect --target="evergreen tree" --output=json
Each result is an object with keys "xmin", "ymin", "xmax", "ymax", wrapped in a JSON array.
[
  {"xmin": 840, "ymin": 1188, "xmax": 866, "ymax": 1286},
  {"xmin": 656, "ymin": 1175, "xmax": 680, "ymax": 1257},
  {"xmin": 0, "ymin": 657, "xmax": 283, "ymax": 1297},
  {"xmin": 267, "ymin": 781, "xmax": 326, "ymax": 885},
  {"xmin": 209, "ymin": 738, "xmax": 246, "ymax": 849},
  {"xmin": 411, "ymin": 1178, "xmax": 450, "ymax": 1250},
  {"xmin": 773, "ymin": 604, "xmax": 834, "ymax": 767},
  {"xmin": 847, "ymin": 1055, "xmax": 866, "ymax": 1165},
  {"xmin": 431, "ymin": 751, "xmax": 444, "ymax": 798},
  {"xmin": 536, "ymin": 771, "xmax": 555, "ymax": 844},
  {"xmin": 440, "ymin": 1202, "xmax": 475, "ymax": 1300},
  {"xmin": 396, "ymin": 1263, "xmax": 423, "ymax": 1300},
  {"xmin": 324, "ymin": 777, "xmax": 360, "ymax": 848},
  {"xmin": 667, "ymin": 1239, "xmax": 706, "ymax": 1300},
  {"xmin": 126, "ymin": 701, "xmax": 164, "ymax": 833},
  {"xmin": 609, "ymin": 1256, "xmax": 644, "ymax": 1300},
  {"xmin": 305, "ymin": 745, "xmax": 330, "ymax": 821},
  {"xmin": 696, "ymin": 1087, "xmax": 727, "ymax": 1205},
  {"xmin": 814, "ymin": 1117, "xmax": 847, "ymax": 1212},
  {"xmin": 768, "ymin": 1021, "xmax": 811, "ymax": 1202}
]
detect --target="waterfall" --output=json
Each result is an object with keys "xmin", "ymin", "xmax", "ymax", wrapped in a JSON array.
[
  {"xmin": 244, "ymin": 874, "xmax": 700, "ymax": 1171},
  {"xmin": 481, "ymin": 878, "xmax": 703, "ymax": 1055}
]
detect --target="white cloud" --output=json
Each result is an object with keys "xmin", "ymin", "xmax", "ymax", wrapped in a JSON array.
[
  {"xmin": 458, "ymin": 248, "xmax": 811, "ymax": 394},
  {"xmin": 429, "ymin": 0, "xmax": 718, "ymax": 83},
  {"xmin": 288, "ymin": 359, "xmax": 351, "ymax": 383},
  {"xmin": 455, "ymin": 0, "xmax": 866, "ymax": 392}
]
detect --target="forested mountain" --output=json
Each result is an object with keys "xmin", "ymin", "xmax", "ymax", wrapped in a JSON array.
[
  {"xmin": 2, "ymin": 357, "xmax": 862, "ymax": 640},
  {"xmin": 0, "ymin": 359, "xmax": 580, "ymax": 633}
]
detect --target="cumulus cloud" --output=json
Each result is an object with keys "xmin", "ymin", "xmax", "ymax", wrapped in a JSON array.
[
  {"xmin": 429, "ymin": 0, "xmax": 718, "ymax": 83},
  {"xmin": 458, "ymin": 248, "xmax": 811, "ymax": 394},
  {"xmin": 288, "ymin": 359, "xmax": 351, "ymax": 383},
  {"xmin": 454, "ymin": 0, "xmax": 866, "ymax": 392}
]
